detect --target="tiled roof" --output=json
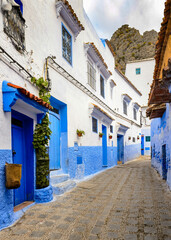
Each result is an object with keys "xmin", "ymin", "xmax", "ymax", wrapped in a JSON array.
[
  {"xmin": 7, "ymin": 83, "xmax": 52, "ymax": 110},
  {"xmin": 85, "ymin": 42, "xmax": 109, "ymax": 70},
  {"xmin": 92, "ymin": 103, "xmax": 114, "ymax": 120},
  {"xmin": 146, "ymin": 103, "xmax": 166, "ymax": 119},
  {"xmin": 56, "ymin": 0, "xmax": 84, "ymax": 31},
  {"xmin": 153, "ymin": 0, "xmax": 171, "ymax": 80},
  {"xmin": 115, "ymin": 67, "xmax": 142, "ymax": 96},
  {"xmin": 105, "ymin": 40, "xmax": 116, "ymax": 57}
]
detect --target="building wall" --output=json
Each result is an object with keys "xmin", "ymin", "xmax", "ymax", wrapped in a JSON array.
[
  {"xmin": 159, "ymin": 35, "xmax": 171, "ymax": 79},
  {"xmin": 151, "ymin": 104, "xmax": 171, "ymax": 189},
  {"xmin": 125, "ymin": 59, "xmax": 155, "ymax": 107}
]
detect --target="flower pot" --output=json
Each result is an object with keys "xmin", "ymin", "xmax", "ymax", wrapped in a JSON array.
[
  {"xmin": 109, "ymin": 136, "xmax": 112, "ymax": 139},
  {"xmin": 77, "ymin": 133, "xmax": 82, "ymax": 137}
]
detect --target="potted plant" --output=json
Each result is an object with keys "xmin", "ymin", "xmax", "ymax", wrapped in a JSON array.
[
  {"xmin": 137, "ymin": 135, "xmax": 140, "ymax": 140},
  {"xmin": 128, "ymin": 136, "xmax": 131, "ymax": 140},
  {"xmin": 109, "ymin": 134, "xmax": 112, "ymax": 139},
  {"xmin": 99, "ymin": 132, "xmax": 104, "ymax": 138},
  {"xmin": 77, "ymin": 129, "xmax": 85, "ymax": 137}
]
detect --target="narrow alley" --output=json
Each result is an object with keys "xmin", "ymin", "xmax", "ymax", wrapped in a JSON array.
[{"xmin": 0, "ymin": 157, "xmax": 171, "ymax": 240}]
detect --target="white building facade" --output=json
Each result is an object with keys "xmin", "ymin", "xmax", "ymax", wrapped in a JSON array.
[
  {"xmin": 125, "ymin": 59, "xmax": 155, "ymax": 156},
  {"xmin": 0, "ymin": 0, "xmax": 145, "ymax": 229}
]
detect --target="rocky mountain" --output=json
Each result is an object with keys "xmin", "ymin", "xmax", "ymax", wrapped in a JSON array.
[{"xmin": 109, "ymin": 24, "xmax": 158, "ymax": 73}]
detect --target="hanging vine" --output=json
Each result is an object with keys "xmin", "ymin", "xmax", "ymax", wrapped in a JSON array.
[{"xmin": 31, "ymin": 61, "xmax": 52, "ymax": 189}]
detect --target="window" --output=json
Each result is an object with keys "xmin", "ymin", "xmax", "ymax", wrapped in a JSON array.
[
  {"xmin": 146, "ymin": 136, "xmax": 151, "ymax": 142},
  {"xmin": 136, "ymin": 68, "xmax": 141, "ymax": 75},
  {"xmin": 110, "ymin": 125, "xmax": 113, "ymax": 133},
  {"xmin": 62, "ymin": 24, "xmax": 72, "ymax": 65},
  {"xmin": 132, "ymin": 137, "xmax": 135, "ymax": 142},
  {"xmin": 3, "ymin": 1, "xmax": 25, "ymax": 51},
  {"xmin": 92, "ymin": 117, "xmax": 98, "ymax": 133},
  {"xmin": 110, "ymin": 80, "xmax": 115, "ymax": 99},
  {"xmin": 123, "ymin": 100, "xmax": 127, "ymax": 115},
  {"xmin": 100, "ymin": 75, "xmax": 105, "ymax": 98},
  {"xmin": 87, "ymin": 61, "xmax": 96, "ymax": 90},
  {"xmin": 133, "ymin": 107, "xmax": 137, "ymax": 120}
]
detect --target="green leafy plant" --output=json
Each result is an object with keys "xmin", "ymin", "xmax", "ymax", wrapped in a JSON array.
[
  {"xmin": 99, "ymin": 132, "xmax": 104, "ymax": 138},
  {"xmin": 31, "ymin": 76, "xmax": 52, "ymax": 189},
  {"xmin": 31, "ymin": 77, "xmax": 51, "ymax": 104},
  {"xmin": 77, "ymin": 129, "xmax": 85, "ymax": 137}
]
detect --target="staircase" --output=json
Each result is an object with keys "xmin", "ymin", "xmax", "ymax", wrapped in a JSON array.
[{"xmin": 50, "ymin": 171, "xmax": 76, "ymax": 195}]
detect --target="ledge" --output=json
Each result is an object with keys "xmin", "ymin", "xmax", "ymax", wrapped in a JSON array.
[{"xmin": 56, "ymin": 0, "xmax": 84, "ymax": 40}]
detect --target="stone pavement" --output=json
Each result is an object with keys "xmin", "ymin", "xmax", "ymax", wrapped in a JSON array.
[{"xmin": 1, "ymin": 157, "xmax": 171, "ymax": 240}]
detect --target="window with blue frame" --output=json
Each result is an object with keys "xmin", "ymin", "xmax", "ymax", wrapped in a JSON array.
[
  {"xmin": 62, "ymin": 24, "xmax": 72, "ymax": 65},
  {"xmin": 92, "ymin": 117, "xmax": 98, "ymax": 133},
  {"xmin": 100, "ymin": 75, "xmax": 105, "ymax": 98},
  {"xmin": 136, "ymin": 68, "xmax": 141, "ymax": 75},
  {"xmin": 110, "ymin": 125, "xmax": 113, "ymax": 133}
]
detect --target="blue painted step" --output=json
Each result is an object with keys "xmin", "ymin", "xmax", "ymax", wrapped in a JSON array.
[
  {"xmin": 52, "ymin": 180, "xmax": 76, "ymax": 195},
  {"xmin": 50, "ymin": 174, "xmax": 69, "ymax": 185}
]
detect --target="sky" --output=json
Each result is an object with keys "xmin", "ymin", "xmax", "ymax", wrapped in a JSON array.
[{"xmin": 83, "ymin": 0, "xmax": 166, "ymax": 40}]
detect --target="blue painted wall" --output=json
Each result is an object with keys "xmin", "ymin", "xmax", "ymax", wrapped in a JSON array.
[
  {"xmin": 0, "ymin": 150, "xmax": 14, "ymax": 230},
  {"xmin": 124, "ymin": 143, "xmax": 141, "ymax": 162},
  {"xmin": 68, "ymin": 146, "xmax": 117, "ymax": 179},
  {"xmin": 151, "ymin": 104, "xmax": 171, "ymax": 189}
]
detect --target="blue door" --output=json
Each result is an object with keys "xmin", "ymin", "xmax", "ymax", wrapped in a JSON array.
[
  {"xmin": 49, "ymin": 111, "xmax": 60, "ymax": 170},
  {"xmin": 141, "ymin": 135, "xmax": 144, "ymax": 155},
  {"xmin": 102, "ymin": 125, "xmax": 107, "ymax": 166},
  {"xmin": 162, "ymin": 144, "xmax": 167, "ymax": 180},
  {"xmin": 12, "ymin": 120, "xmax": 26, "ymax": 206},
  {"xmin": 117, "ymin": 134, "xmax": 124, "ymax": 163}
]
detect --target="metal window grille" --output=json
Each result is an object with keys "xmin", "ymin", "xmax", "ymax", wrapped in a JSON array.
[
  {"xmin": 62, "ymin": 25, "xmax": 72, "ymax": 65},
  {"xmin": 133, "ymin": 107, "xmax": 137, "ymax": 120},
  {"xmin": 87, "ymin": 61, "xmax": 96, "ymax": 90},
  {"xmin": 100, "ymin": 75, "xmax": 105, "ymax": 98},
  {"xmin": 3, "ymin": 6, "xmax": 25, "ymax": 52},
  {"xmin": 92, "ymin": 117, "xmax": 98, "ymax": 133},
  {"xmin": 123, "ymin": 100, "xmax": 127, "ymax": 115}
]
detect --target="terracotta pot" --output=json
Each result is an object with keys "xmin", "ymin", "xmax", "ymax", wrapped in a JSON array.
[
  {"xmin": 109, "ymin": 136, "xmax": 112, "ymax": 139},
  {"xmin": 77, "ymin": 133, "xmax": 82, "ymax": 137}
]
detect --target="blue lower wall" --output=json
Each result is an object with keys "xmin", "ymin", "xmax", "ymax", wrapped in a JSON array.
[
  {"xmin": 151, "ymin": 106, "xmax": 170, "ymax": 177},
  {"xmin": 68, "ymin": 146, "xmax": 117, "ymax": 179},
  {"xmin": 0, "ymin": 150, "xmax": 14, "ymax": 230},
  {"xmin": 124, "ymin": 144, "xmax": 141, "ymax": 162}
]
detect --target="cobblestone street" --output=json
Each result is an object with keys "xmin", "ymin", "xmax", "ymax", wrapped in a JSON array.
[{"xmin": 1, "ymin": 157, "xmax": 171, "ymax": 240}]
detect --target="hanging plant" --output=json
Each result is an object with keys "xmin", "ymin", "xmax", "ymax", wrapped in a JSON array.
[
  {"xmin": 99, "ymin": 132, "xmax": 104, "ymax": 138},
  {"xmin": 109, "ymin": 134, "xmax": 112, "ymax": 139},
  {"xmin": 31, "ymin": 75, "xmax": 52, "ymax": 189},
  {"xmin": 76, "ymin": 129, "xmax": 85, "ymax": 137}
]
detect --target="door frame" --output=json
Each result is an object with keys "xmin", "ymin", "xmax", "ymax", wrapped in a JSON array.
[{"xmin": 11, "ymin": 110, "xmax": 34, "ymax": 206}]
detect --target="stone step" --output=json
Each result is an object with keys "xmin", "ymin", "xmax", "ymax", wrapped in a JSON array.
[
  {"xmin": 50, "ymin": 174, "xmax": 69, "ymax": 185},
  {"xmin": 52, "ymin": 180, "xmax": 76, "ymax": 195}
]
